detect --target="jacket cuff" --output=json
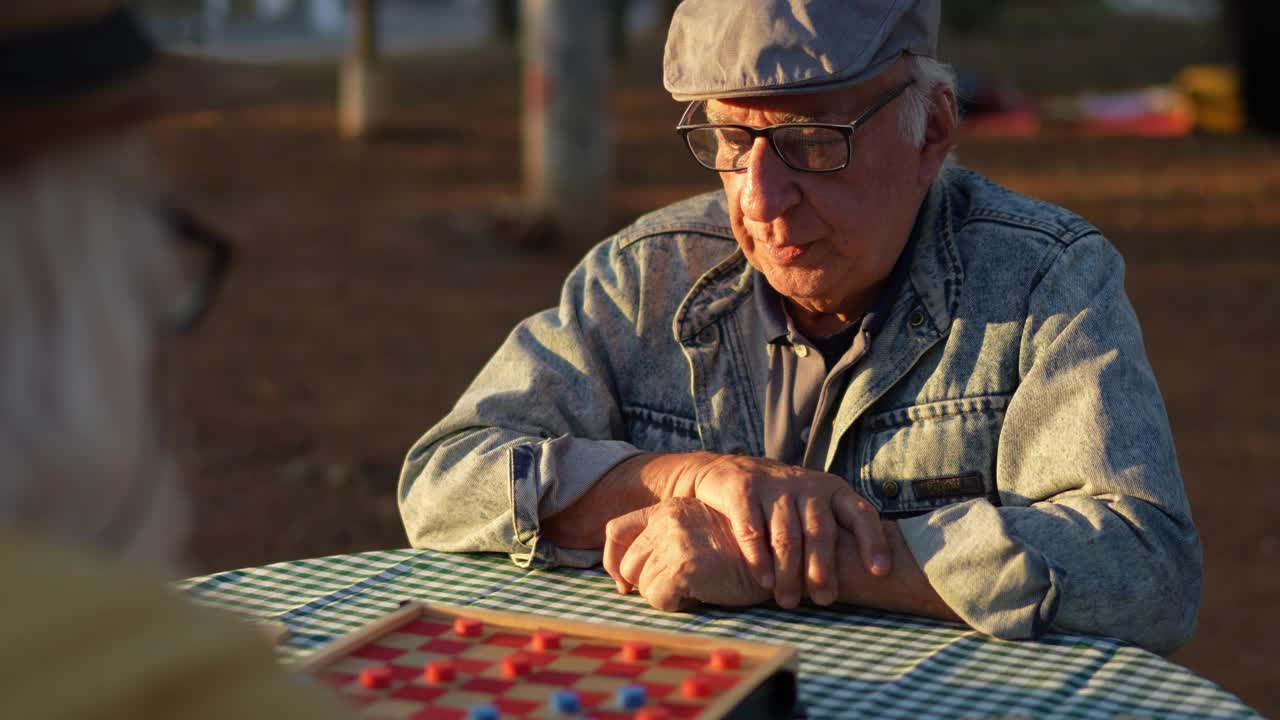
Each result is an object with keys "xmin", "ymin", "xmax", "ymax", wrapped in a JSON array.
[
  {"xmin": 898, "ymin": 500, "xmax": 1061, "ymax": 639},
  {"xmin": 507, "ymin": 436, "xmax": 643, "ymax": 569}
]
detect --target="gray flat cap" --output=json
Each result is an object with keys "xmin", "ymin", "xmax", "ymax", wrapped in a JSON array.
[{"xmin": 664, "ymin": 0, "xmax": 939, "ymax": 101}]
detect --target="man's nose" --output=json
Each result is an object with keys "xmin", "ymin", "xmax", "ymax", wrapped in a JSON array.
[{"xmin": 739, "ymin": 137, "xmax": 800, "ymax": 223}]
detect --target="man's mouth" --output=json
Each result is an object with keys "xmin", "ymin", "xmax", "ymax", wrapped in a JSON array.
[{"xmin": 763, "ymin": 241, "xmax": 812, "ymax": 265}]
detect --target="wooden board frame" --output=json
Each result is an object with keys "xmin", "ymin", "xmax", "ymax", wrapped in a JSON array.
[{"xmin": 292, "ymin": 600, "xmax": 799, "ymax": 720}]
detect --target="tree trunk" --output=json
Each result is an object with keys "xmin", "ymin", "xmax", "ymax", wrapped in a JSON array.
[
  {"xmin": 1228, "ymin": 0, "xmax": 1280, "ymax": 134},
  {"xmin": 339, "ymin": 0, "xmax": 388, "ymax": 138},
  {"xmin": 521, "ymin": 0, "xmax": 613, "ymax": 247},
  {"xmin": 494, "ymin": 0, "xmax": 519, "ymax": 42}
]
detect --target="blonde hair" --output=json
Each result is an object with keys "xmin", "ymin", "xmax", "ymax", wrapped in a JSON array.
[{"xmin": 0, "ymin": 134, "xmax": 189, "ymax": 572}]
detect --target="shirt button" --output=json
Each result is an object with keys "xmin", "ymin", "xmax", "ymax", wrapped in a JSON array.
[
  {"xmin": 799, "ymin": 426, "xmax": 811, "ymax": 444},
  {"xmin": 794, "ymin": 344, "xmax": 810, "ymax": 358},
  {"xmin": 881, "ymin": 480, "xmax": 900, "ymax": 498}
]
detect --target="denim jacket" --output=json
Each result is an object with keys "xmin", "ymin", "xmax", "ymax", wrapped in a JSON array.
[{"xmin": 399, "ymin": 166, "xmax": 1202, "ymax": 654}]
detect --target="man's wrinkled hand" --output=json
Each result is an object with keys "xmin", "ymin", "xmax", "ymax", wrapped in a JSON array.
[
  {"xmin": 672, "ymin": 452, "xmax": 890, "ymax": 609},
  {"xmin": 602, "ymin": 498, "xmax": 771, "ymax": 612}
]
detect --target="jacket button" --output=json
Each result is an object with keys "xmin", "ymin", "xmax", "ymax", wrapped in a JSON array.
[
  {"xmin": 908, "ymin": 309, "xmax": 926, "ymax": 328},
  {"xmin": 794, "ymin": 344, "xmax": 810, "ymax": 358},
  {"xmin": 697, "ymin": 326, "xmax": 717, "ymax": 344},
  {"xmin": 881, "ymin": 480, "xmax": 900, "ymax": 498}
]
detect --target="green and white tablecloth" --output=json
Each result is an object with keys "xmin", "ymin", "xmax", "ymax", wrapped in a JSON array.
[{"xmin": 178, "ymin": 548, "xmax": 1258, "ymax": 719}]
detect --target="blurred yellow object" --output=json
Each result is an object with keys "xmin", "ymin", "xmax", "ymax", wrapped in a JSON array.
[{"xmin": 1177, "ymin": 65, "xmax": 1244, "ymax": 134}]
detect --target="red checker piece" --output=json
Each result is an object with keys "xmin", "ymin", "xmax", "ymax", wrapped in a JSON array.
[
  {"xmin": 500, "ymin": 652, "xmax": 533, "ymax": 678},
  {"xmin": 621, "ymin": 641, "xmax": 651, "ymax": 662},
  {"xmin": 453, "ymin": 617, "xmax": 484, "ymax": 637},
  {"xmin": 424, "ymin": 660, "xmax": 457, "ymax": 684},
  {"xmin": 530, "ymin": 630, "xmax": 561, "ymax": 651},
  {"xmin": 679, "ymin": 675, "xmax": 713, "ymax": 700},
  {"xmin": 358, "ymin": 665, "xmax": 394, "ymax": 690},
  {"xmin": 708, "ymin": 648, "xmax": 741, "ymax": 671}
]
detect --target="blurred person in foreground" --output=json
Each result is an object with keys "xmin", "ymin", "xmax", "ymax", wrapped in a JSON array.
[
  {"xmin": 400, "ymin": 0, "xmax": 1201, "ymax": 653},
  {"xmin": 0, "ymin": 3, "xmax": 350, "ymax": 717}
]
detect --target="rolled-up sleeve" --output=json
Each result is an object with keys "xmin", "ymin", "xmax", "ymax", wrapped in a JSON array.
[
  {"xmin": 899, "ymin": 233, "xmax": 1202, "ymax": 654},
  {"xmin": 398, "ymin": 238, "xmax": 646, "ymax": 569}
]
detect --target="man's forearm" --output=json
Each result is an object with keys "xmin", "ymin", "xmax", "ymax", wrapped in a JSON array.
[
  {"xmin": 542, "ymin": 452, "xmax": 701, "ymax": 549},
  {"xmin": 836, "ymin": 521, "xmax": 961, "ymax": 622}
]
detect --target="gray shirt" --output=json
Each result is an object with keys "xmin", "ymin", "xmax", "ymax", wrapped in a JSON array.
[{"xmin": 755, "ymin": 235, "xmax": 915, "ymax": 470}]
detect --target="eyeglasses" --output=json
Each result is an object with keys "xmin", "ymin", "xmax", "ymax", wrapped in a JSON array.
[
  {"xmin": 676, "ymin": 79, "xmax": 915, "ymax": 173},
  {"xmin": 158, "ymin": 204, "xmax": 232, "ymax": 334}
]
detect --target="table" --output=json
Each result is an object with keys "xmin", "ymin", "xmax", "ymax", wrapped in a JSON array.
[{"xmin": 179, "ymin": 548, "xmax": 1259, "ymax": 719}]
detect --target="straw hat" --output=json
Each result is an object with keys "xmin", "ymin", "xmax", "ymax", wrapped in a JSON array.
[{"xmin": 0, "ymin": 1, "xmax": 176, "ymax": 169}]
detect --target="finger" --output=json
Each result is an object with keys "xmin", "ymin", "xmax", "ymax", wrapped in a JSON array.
[
  {"xmin": 604, "ymin": 506, "xmax": 653, "ymax": 593},
  {"xmin": 617, "ymin": 527, "xmax": 657, "ymax": 594},
  {"xmin": 637, "ymin": 554, "xmax": 692, "ymax": 613},
  {"xmin": 769, "ymin": 496, "xmax": 803, "ymax": 609},
  {"xmin": 834, "ymin": 491, "xmax": 891, "ymax": 576},
  {"xmin": 800, "ymin": 495, "xmax": 838, "ymax": 606},
  {"xmin": 707, "ymin": 487, "xmax": 774, "ymax": 591}
]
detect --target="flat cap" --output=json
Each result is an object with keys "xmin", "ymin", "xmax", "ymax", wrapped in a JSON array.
[{"xmin": 664, "ymin": 0, "xmax": 940, "ymax": 101}]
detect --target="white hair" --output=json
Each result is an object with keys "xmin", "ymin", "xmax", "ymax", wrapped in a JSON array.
[
  {"xmin": 897, "ymin": 54, "xmax": 959, "ymax": 147},
  {"xmin": 0, "ymin": 134, "xmax": 189, "ymax": 573}
]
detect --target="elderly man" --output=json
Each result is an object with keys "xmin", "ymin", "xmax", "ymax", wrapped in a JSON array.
[{"xmin": 400, "ymin": 0, "xmax": 1201, "ymax": 654}]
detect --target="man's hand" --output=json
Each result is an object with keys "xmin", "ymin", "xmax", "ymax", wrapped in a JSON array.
[
  {"xmin": 671, "ymin": 452, "xmax": 890, "ymax": 609},
  {"xmin": 602, "ymin": 498, "xmax": 771, "ymax": 611}
]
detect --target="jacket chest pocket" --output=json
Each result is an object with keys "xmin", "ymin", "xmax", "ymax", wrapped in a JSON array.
[
  {"xmin": 843, "ymin": 395, "xmax": 1009, "ymax": 517},
  {"xmin": 622, "ymin": 404, "xmax": 703, "ymax": 453}
]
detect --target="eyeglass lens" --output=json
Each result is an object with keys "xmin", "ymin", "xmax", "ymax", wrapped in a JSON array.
[
  {"xmin": 685, "ymin": 125, "xmax": 849, "ymax": 171},
  {"xmin": 160, "ymin": 206, "xmax": 231, "ymax": 333}
]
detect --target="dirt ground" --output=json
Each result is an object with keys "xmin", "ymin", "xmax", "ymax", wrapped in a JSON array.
[{"xmin": 152, "ymin": 43, "xmax": 1278, "ymax": 716}]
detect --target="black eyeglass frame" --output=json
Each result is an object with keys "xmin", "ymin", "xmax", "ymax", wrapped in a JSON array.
[
  {"xmin": 675, "ymin": 78, "xmax": 916, "ymax": 173},
  {"xmin": 159, "ymin": 204, "xmax": 233, "ymax": 334}
]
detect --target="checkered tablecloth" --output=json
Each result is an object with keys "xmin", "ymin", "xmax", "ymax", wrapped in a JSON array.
[{"xmin": 178, "ymin": 548, "xmax": 1258, "ymax": 719}]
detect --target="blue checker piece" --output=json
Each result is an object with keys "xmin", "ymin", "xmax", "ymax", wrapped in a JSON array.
[
  {"xmin": 467, "ymin": 704, "xmax": 500, "ymax": 720},
  {"xmin": 617, "ymin": 685, "xmax": 648, "ymax": 709},
  {"xmin": 551, "ymin": 690, "xmax": 582, "ymax": 713}
]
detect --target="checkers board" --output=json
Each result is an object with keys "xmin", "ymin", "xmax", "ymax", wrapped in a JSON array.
[{"xmin": 293, "ymin": 601, "xmax": 798, "ymax": 720}]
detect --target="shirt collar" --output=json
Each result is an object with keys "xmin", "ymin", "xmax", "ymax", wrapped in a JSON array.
[{"xmin": 752, "ymin": 270, "xmax": 792, "ymax": 344}]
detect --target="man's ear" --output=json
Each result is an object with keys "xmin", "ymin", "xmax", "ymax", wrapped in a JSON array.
[{"xmin": 917, "ymin": 83, "xmax": 958, "ymax": 186}]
